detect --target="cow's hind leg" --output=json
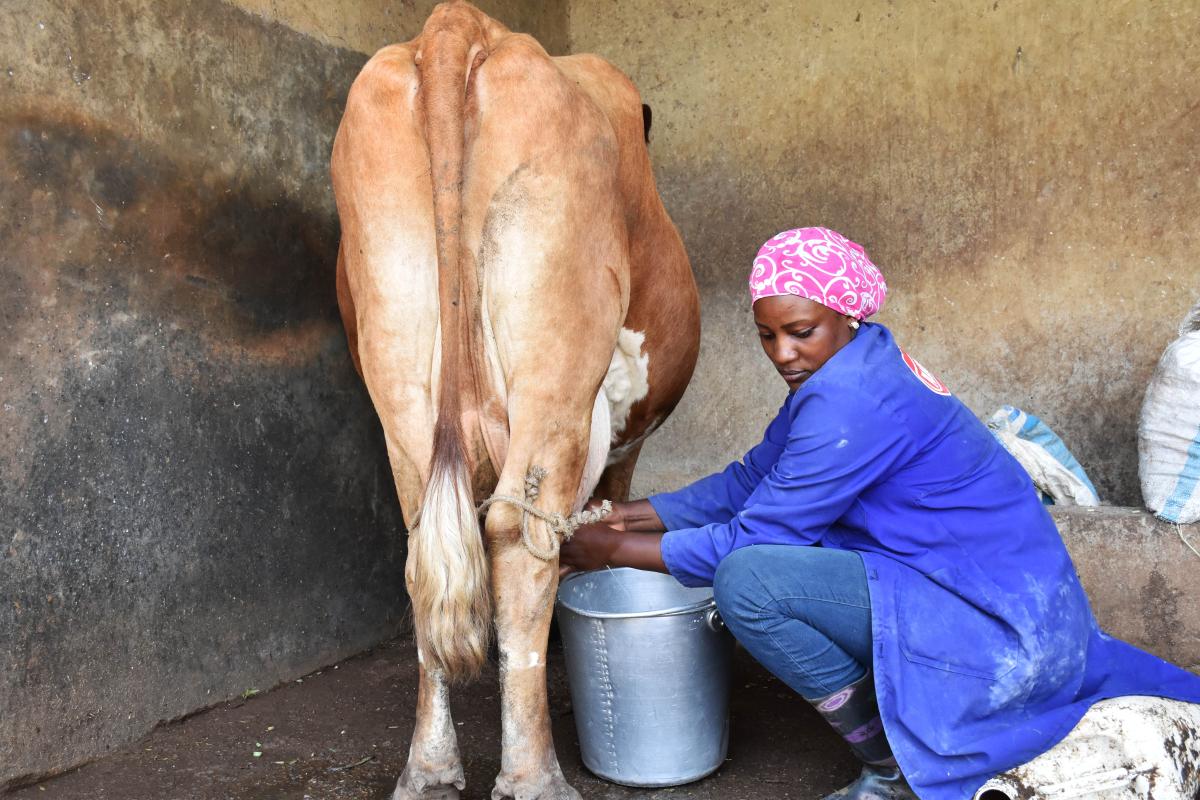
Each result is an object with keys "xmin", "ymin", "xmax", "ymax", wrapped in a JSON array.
[
  {"xmin": 488, "ymin": 550, "xmax": 577, "ymax": 800},
  {"xmin": 488, "ymin": 568, "xmax": 581, "ymax": 800},
  {"xmin": 388, "ymin": 475, "xmax": 470, "ymax": 800},
  {"xmin": 378, "ymin": 447, "xmax": 467, "ymax": 800},
  {"xmin": 392, "ymin": 664, "xmax": 464, "ymax": 800},
  {"xmin": 485, "ymin": 434, "xmax": 595, "ymax": 800}
]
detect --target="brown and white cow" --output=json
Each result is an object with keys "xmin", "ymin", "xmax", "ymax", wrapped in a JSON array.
[{"xmin": 331, "ymin": 3, "xmax": 699, "ymax": 798}]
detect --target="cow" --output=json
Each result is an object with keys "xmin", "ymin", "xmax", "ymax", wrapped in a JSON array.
[{"xmin": 330, "ymin": 3, "xmax": 700, "ymax": 798}]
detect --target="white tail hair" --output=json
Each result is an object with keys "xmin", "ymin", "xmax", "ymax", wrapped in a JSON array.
[{"xmin": 409, "ymin": 450, "xmax": 492, "ymax": 682}]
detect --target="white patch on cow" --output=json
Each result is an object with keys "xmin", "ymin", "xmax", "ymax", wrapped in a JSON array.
[
  {"xmin": 498, "ymin": 646, "xmax": 544, "ymax": 672},
  {"xmin": 603, "ymin": 328, "xmax": 650, "ymax": 440},
  {"xmin": 575, "ymin": 389, "xmax": 612, "ymax": 510}
]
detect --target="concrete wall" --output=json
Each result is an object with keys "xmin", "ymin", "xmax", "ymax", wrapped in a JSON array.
[
  {"xmin": 0, "ymin": 0, "xmax": 572, "ymax": 786},
  {"xmin": 227, "ymin": 0, "xmax": 569, "ymax": 56},
  {"xmin": 564, "ymin": 1, "xmax": 1200, "ymax": 504}
]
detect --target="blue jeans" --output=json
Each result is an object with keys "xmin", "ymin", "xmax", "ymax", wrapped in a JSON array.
[{"xmin": 712, "ymin": 545, "xmax": 873, "ymax": 701}]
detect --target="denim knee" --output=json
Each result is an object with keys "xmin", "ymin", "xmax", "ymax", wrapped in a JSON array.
[{"xmin": 712, "ymin": 546, "xmax": 769, "ymax": 626}]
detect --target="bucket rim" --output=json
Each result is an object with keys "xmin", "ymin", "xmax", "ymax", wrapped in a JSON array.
[{"xmin": 556, "ymin": 567, "xmax": 715, "ymax": 619}]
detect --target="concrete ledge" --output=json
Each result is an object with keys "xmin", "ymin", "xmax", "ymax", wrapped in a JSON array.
[{"xmin": 1052, "ymin": 506, "xmax": 1200, "ymax": 673}]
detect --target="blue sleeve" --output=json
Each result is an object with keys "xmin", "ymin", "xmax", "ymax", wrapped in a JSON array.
[
  {"xmin": 647, "ymin": 399, "xmax": 792, "ymax": 530},
  {"xmin": 660, "ymin": 389, "xmax": 913, "ymax": 587}
]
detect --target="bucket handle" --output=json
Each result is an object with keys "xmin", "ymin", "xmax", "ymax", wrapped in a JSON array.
[{"xmin": 705, "ymin": 607, "xmax": 726, "ymax": 633}]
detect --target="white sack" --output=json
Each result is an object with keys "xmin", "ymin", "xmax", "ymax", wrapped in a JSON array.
[{"xmin": 1138, "ymin": 299, "xmax": 1200, "ymax": 524}]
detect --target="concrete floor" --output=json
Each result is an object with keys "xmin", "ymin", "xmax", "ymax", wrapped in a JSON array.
[{"xmin": 8, "ymin": 639, "xmax": 855, "ymax": 800}]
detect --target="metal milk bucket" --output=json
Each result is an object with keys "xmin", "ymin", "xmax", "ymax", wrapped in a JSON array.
[{"xmin": 556, "ymin": 568, "xmax": 734, "ymax": 787}]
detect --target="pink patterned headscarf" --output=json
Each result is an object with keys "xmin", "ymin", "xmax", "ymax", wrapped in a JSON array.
[{"xmin": 748, "ymin": 227, "xmax": 887, "ymax": 320}]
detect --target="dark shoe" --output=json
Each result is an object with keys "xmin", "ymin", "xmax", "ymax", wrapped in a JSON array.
[{"xmin": 810, "ymin": 671, "xmax": 918, "ymax": 799}]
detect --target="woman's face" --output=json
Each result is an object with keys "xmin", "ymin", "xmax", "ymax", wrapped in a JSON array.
[{"xmin": 753, "ymin": 294, "xmax": 856, "ymax": 391}]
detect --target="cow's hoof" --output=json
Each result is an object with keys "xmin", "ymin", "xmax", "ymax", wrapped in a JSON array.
[
  {"xmin": 391, "ymin": 762, "xmax": 466, "ymax": 800},
  {"xmin": 490, "ymin": 773, "xmax": 582, "ymax": 800},
  {"xmin": 391, "ymin": 789, "xmax": 459, "ymax": 800}
]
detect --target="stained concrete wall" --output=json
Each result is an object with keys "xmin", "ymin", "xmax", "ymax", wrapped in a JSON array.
[
  {"xmin": 0, "ymin": 0, "xmax": 566, "ymax": 788},
  {"xmin": 566, "ymin": 1, "xmax": 1200, "ymax": 505}
]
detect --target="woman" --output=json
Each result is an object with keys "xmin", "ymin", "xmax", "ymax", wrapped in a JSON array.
[{"xmin": 560, "ymin": 227, "xmax": 1200, "ymax": 800}]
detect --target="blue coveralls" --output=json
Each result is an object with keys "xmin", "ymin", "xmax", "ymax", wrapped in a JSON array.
[{"xmin": 649, "ymin": 322, "xmax": 1200, "ymax": 800}]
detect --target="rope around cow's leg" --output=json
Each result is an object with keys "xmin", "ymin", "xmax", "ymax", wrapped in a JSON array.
[{"xmin": 476, "ymin": 466, "xmax": 612, "ymax": 561}]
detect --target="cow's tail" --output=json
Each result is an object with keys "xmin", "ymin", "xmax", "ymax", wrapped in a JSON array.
[
  {"xmin": 408, "ymin": 5, "xmax": 493, "ymax": 683},
  {"xmin": 410, "ymin": 445, "xmax": 490, "ymax": 683}
]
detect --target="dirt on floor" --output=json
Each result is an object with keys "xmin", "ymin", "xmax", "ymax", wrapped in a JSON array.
[{"xmin": 6, "ymin": 638, "xmax": 858, "ymax": 800}]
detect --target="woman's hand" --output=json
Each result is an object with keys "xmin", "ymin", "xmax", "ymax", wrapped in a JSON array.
[
  {"xmin": 582, "ymin": 498, "xmax": 664, "ymax": 534},
  {"xmin": 585, "ymin": 498, "xmax": 627, "ymax": 531},
  {"xmin": 560, "ymin": 522, "xmax": 625, "ymax": 573},
  {"xmin": 559, "ymin": 521, "xmax": 668, "ymax": 577},
  {"xmin": 558, "ymin": 498, "xmax": 669, "ymax": 579}
]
